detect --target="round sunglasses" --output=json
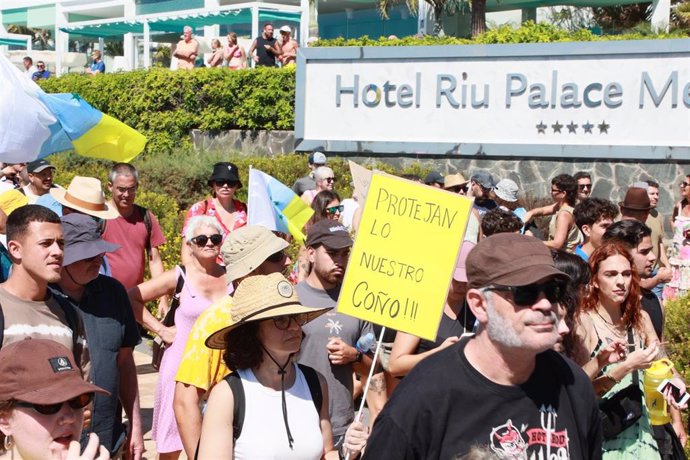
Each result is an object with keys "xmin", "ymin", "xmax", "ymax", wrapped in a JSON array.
[
  {"xmin": 15, "ymin": 393, "xmax": 92, "ymax": 415},
  {"xmin": 191, "ymin": 234, "xmax": 223, "ymax": 247},
  {"xmin": 272, "ymin": 313, "xmax": 309, "ymax": 330}
]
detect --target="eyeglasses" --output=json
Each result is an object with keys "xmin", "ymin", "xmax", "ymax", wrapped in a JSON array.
[
  {"xmin": 266, "ymin": 250, "xmax": 286, "ymax": 263},
  {"xmin": 326, "ymin": 205, "xmax": 344, "ymax": 215},
  {"xmin": 214, "ymin": 180, "xmax": 240, "ymax": 188},
  {"xmin": 486, "ymin": 281, "xmax": 564, "ymax": 306},
  {"xmin": 578, "ymin": 184, "xmax": 591, "ymax": 190},
  {"xmin": 323, "ymin": 177, "xmax": 336, "ymax": 183},
  {"xmin": 272, "ymin": 313, "xmax": 309, "ymax": 330},
  {"xmin": 191, "ymin": 234, "xmax": 223, "ymax": 247},
  {"xmin": 15, "ymin": 393, "xmax": 92, "ymax": 415},
  {"xmin": 681, "ymin": 182, "xmax": 690, "ymax": 188}
]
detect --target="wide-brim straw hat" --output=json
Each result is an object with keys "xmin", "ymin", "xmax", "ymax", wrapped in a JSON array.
[
  {"xmin": 51, "ymin": 176, "xmax": 119, "ymax": 220},
  {"xmin": 205, "ymin": 273, "xmax": 331, "ymax": 349},
  {"xmin": 444, "ymin": 173, "xmax": 468, "ymax": 190}
]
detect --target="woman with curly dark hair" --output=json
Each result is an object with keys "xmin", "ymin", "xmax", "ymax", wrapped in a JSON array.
[
  {"xmin": 200, "ymin": 273, "xmax": 339, "ymax": 460},
  {"xmin": 545, "ymin": 174, "xmax": 582, "ymax": 252},
  {"xmin": 550, "ymin": 249, "xmax": 590, "ymax": 356},
  {"xmin": 572, "ymin": 242, "xmax": 682, "ymax": 458}
]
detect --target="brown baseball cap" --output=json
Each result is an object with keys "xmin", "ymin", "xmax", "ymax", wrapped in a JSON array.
[
  {"xmin": 466, "ymin": 233, "xmax": 568, "ymax": 289},
  {"xmin": 0, "ymin": 338, "xmax": 108, "ymax": 404},
  {"xmin": 306, "ymin": 220, "xmax": 353, "ymax": 249}
]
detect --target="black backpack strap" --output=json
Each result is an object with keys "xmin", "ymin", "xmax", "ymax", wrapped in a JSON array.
[
  {"xmin": 135, "ymin": 204, "xmax": 153, "ymax": 256},
  {"xmin": 224, "ymin": 372, "xmax": 246, "ymax": 442},
  {"xmin": 298, "ymin": 363, "xmax": 323, "ymax": 416},
  {"xmin": 0, "ymin": 303, "xmax": 4, "ymax": 347}
]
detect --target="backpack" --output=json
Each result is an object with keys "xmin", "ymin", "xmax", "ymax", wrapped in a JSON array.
[
  {"xmin": 194, "ymin": 364, "xmax": 322, "ymax": 459},
  {"xmin": 0, "ymin": 288, "xmax": 81, "ymax": 351},
  {"xmin": 226, "ymin": 363, "xmax": 323, "ymax": 441}
]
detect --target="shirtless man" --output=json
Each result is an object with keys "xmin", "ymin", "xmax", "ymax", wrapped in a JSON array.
[
  {"xmin": 279, "ymin": 26, "xmax": 299, "ymax": 66},
  {"xmin": 173, "ymin": 26, "xmax": 199, "ymax": 70}
]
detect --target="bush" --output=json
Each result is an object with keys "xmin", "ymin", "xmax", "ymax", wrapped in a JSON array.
[{"xmin": 38, "ymin": 66, "xmax": 296, "ymax": 154}]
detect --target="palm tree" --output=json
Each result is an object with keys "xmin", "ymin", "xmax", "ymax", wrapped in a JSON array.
[
  {"xmin": 378, "ymin": 0, "xmax": 483, "ymax": 36},
  {"xmin": 6, "ymin": 24, "xmax": 52, "ymax": 49}
]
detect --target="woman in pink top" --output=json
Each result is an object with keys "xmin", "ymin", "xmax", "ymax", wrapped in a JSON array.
[
  {"xmin": 224, "ymin": 33, "xmax": 247, "ymax": 69},
  {"xmin": 128, "ymin": 216, "xmax": 232, "ymax": 460},
  {"xmin": 181, "ymin": 162, "xmax": 247, "ymax": 265}
]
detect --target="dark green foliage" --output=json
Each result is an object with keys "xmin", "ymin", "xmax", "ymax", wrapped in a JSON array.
[{"xmin": 38, "ymin": 67, "xmax": 296, "ymax": 154}]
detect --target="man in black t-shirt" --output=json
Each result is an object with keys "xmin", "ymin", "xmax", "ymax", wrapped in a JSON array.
[
  {"xmin": 249, "ymin": 23, "xmax": 282, "ymax": 67},
  {"xmin": 363, "ymin": 233, "xmax": 602, "ymax": 460}
]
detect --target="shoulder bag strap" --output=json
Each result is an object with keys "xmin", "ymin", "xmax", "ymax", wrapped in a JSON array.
[{"xmin": 628, "ymin": 329, "xmax": 639, "ymax": 388}]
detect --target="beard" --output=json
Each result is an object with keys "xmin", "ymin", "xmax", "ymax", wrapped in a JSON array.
[{"xmin": 485, "ymin": 300, "xmax": 524, "ymax": 348}]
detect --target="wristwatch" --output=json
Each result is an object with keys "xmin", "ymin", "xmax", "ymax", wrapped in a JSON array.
[{"xmin": 354, "ymin": 351, "xmax": 363, "ymax": 363}]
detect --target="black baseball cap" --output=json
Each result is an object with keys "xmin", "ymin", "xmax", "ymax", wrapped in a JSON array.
[{"xmin": 306, "ymin": 220, "xmax": 353, "ymax": 249}]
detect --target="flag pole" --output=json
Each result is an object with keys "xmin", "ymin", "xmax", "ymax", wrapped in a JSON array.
[{"xmin": 344, "ymin": 326, "xmax": 387, "ymax": 460}]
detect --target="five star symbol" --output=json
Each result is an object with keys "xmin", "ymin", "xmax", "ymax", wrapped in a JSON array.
[{"xmin": 535, "ymin": 120, "xmax": 608, "ymax": 134}]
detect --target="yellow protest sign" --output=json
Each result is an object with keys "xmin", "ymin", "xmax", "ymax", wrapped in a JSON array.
[{"xmin": 338, "ymin": 173, "xmax": 472, "ymax": 341}]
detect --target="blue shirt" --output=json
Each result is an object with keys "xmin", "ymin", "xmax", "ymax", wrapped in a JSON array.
[
  {"xmin": 31, "ymin": 69, "xmax": 51, "ymax": 80},
  {"xmin": 90, "ymin": 60, "xmax": 105, "ymax": 73},
  {"xmin": 574, "ymin": 244, "xmax": 589, "ymax": 262}
]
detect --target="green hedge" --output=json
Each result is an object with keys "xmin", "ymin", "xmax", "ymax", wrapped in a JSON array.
[
  {"xmin": 312, "ymin": 22, "xmax": 687, "ymax": 47},
  {"xmin": 39, "ymin": 66, "xmax": 296, "ymax": 154}
]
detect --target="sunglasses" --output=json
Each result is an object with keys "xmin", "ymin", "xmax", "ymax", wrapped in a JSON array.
[
  {"xmin": 578, "ymin": 184, "xmax": 592, "ymax": 190},
  {"xmin": 214, "ymin": 180, "xmax": 240, "ymax": 188},
  {"xmin": 681, "ymin": 182, "xmax": 690, "ymax": 188},
  {"xmin": 272, "ymin": 313, "xmax": 309, "ymax": 330},
  {"xmin": 15, "ymin": 393, "xmax": 92, "ymax": 415},
  {"xmin": 323, "ymin": 177, "xmax": 336, "ymax": 183},
  {"xmin": 448, "ymin": 185, "xmax": 468, "ymax": 194},
  {"xmin": 266, "ymin": 250, "xmax": 286, "ymax": 263},
  {"xmin": 191, "ymin": 234, "xmax": 223, "ymax": 247},
  {"xmin": 486, "ymin": 281, "xmax": 564, "ymax": 306},
  {"xmin": 551, "ymin": 188, "xmax": 564, "ymax": 194},
  {"xmin": 326, "ymin": 205, "xmax": 344, "ymax": 214}
]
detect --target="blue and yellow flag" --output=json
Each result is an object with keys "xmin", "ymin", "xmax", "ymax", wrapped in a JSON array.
[
  {"xmin": 248, "ymin": 168, "xmax": 314, "ymax": 243},
  {"xmin": 0, "ymin": 54, "xmax": 146, "ymax": 162}
]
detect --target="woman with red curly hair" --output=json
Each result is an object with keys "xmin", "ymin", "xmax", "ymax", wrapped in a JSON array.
[{"xmin": 573, "ymin": 241, "xmax": 664, "ymax": 458}]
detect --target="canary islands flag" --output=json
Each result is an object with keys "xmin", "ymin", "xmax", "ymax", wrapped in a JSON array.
[
  {"xmin": 248, "ymin": 168, "xmax": 314, "ymax": 243},
  {"xmin": 0, "ymin": 53, "xmax": 146, "ymax": 163}
]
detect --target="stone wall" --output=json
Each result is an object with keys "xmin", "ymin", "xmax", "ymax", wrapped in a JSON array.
[{"xmin": 192, "ymin": 128, "xmax": 690, "ymax": 233}]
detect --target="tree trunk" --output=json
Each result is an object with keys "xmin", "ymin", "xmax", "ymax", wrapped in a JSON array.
[
  {"xmin": 433, "ymin": 5, "xmax": 445, "ymax": 36},
  {"xmin": 471, "ymin": 0, "xmax": 486, "ymax": 37}
]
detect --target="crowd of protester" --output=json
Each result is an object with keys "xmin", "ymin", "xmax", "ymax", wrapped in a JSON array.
[{"xmin": 0, "ymin": 153, "xmax": 689, "ymax": 460}]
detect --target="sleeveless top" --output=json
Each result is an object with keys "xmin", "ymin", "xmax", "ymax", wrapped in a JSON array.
[
  {"xmin": 255, "ymin": 36, "xmax": 277, "ymax": 67},
  {"xmin": 587, "ymin": 320, "xmax": 661, "ymax": 459},
  {"xmin": 548, "ymin": 203, "xmax": 583, "ymax": 252},
  {"xmin": 234, "ymin": 364, "xmax": 323, "ymax": 459},
  {"xmin": 416, "ymin": 311, "xmax": 465, "ymax": 354}
]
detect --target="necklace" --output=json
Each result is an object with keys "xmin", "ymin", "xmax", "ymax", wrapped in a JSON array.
[{"xmin": 594, "ymin": 309, "xmax": 626, "ymax": 338}]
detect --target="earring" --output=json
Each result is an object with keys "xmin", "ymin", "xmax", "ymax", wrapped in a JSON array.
[{"xmin": 3, "ymin": 435, "xmax": 12, "ymax": 451}]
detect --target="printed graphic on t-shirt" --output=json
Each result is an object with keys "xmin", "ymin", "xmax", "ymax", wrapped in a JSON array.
[{"xmin": 489, "ymin": 405, "xmax": 570, "ymax": 460}]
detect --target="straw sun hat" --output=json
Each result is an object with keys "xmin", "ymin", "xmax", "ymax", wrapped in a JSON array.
[
  {"xmin": 205, "ymin": 272, "xmax": 331, "ymax": 349},
  {"xmin": 50, "ymin": 176, "xmax": 119, "ymax": 220}
]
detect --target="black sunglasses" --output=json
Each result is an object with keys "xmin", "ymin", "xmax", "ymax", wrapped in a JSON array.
[
  {"xmin": 191, "ymin": 234, "xmax": 223, "ymax": 247},
  {"xmin": 323, "ymin": 177, "xmax": 336, "ymax": 183},
  {"xmin": 326, "ymin": 205, "xmax": 344, "ymax": 214},
  {"xmin": 578, "ymin": 184, "xmax": 591, "ymax": 190},
  {"xmin": 266, "ymin": 250, "xmax": 286, "ymax": 263},
  {"xmin": 486, "ymin": 281, "xmax": 564, "ymax": 306},
  {"xmin": 272, "ymin": 313, "xmax": 309, "ymax": 330},
  {"xmin": 214, "ymin": 180, "xmax": 240, "ymax": 188},
  {"xmin": 681, "ymin": 182, "xmax": 690, "ymax": 188},
  {"xmin": 15, "ymin": 393, "xmax": 92, "ymax": 415}
]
